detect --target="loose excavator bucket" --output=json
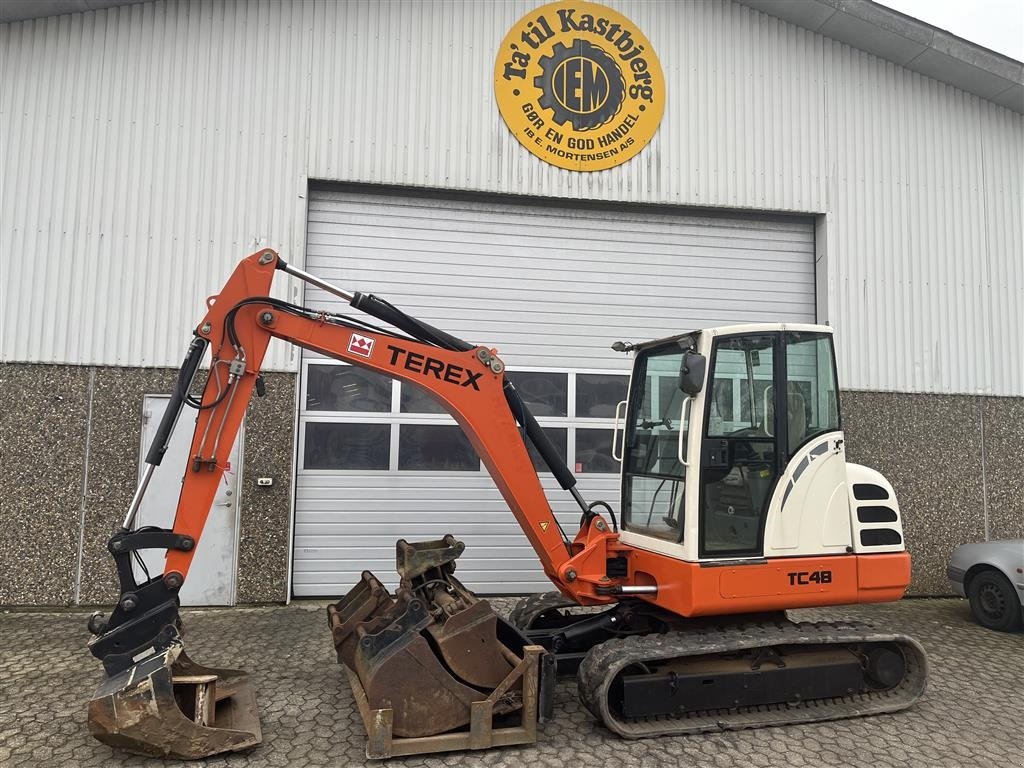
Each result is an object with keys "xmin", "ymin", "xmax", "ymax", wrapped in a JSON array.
[
  {"xmin": 328, "ymin": 535, "xmax": 531, "ymax": 738},
  {"xmin": 87, "ymin": 633, "xmax": 262, "ymax": 759}
]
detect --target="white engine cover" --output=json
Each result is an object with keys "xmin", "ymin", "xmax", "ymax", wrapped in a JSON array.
[
  {"xmin": 763, "ymin": 432, "xmax": 853, "ymax": 558},
  {"xmin": 845, "ymin": 463, "xmax": 906, "ymax": 553}
]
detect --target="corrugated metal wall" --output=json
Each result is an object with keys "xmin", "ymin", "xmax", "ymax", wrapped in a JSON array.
[
  {"xmin": 293, "ymin": 189, "xmax": 815, "ymax": 595},
  {"xmin": 1, "ymin": 0, "xmax": 1021, "ymax": 394}
]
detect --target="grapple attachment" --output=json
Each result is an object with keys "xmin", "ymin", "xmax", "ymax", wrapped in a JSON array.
[
  {"xmin": 328, "ymin": 535, "xmax": 530, "ymax": 738},
  {"xmin": 87, "ymin": 634, "xmax": 261, "ymax": 759}
]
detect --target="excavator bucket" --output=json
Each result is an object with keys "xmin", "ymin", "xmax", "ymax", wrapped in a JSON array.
[
  {"xmin": 87, "ymin": 638, "xmax": 262, "ymax": 759},
  {"xmin": 329, "ymin": 570, "xmax": 396, "ymax": 668},
  {"xmin": 328, "ymin": 535, "xmax": 529, "ymax": 738}
]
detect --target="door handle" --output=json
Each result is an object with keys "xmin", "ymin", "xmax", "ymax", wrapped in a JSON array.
[
  {"xmin": 676, "ymin": 396, "xmax": 691, "ymax": 467},
  {"xmin": 611, "ymin": 399, "xmax": 627, "ymax": 461}
]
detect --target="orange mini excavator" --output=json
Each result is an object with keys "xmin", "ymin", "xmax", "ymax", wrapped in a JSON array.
[{"xmin": 86, "ymin": 250, "xmax": 927, "ymax": 758}]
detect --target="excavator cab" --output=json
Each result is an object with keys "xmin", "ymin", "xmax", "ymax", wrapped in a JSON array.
[{"xmin": 617, "ymin": 327, "xmax": 847, "ymax": 561}]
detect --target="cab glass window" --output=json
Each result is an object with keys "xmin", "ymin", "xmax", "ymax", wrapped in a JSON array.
[
  {"xmin": 700, "ymin": 334, "xmax": 777, "ymax": 557},
  {"xmin": 784, "ymin": 332, "xmax": 840, "ymax": 456},
  {"xmin": 621, "ymin": 340, "xmax": 693, "ymax": 542}
]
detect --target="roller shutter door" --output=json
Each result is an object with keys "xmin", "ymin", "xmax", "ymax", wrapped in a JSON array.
[{"xmin": 293, "ymin": 188, "xmax": 815, "ymax": 596}]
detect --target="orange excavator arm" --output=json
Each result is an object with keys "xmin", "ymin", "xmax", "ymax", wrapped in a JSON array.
[
  {"xmin": 159, "ymin": 248, "xmax": 589, "ymax": 589},
  {"xmin": 99, "ymin": 248, "xmax": 625, "ymax": 639}
]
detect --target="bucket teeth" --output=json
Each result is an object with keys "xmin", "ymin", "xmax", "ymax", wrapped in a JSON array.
[
  {"xmin": 87, "ymin": 639, "xmax": 261, "ymax": 759},
  {"xmin": 328, "ymin": 535, "xmax": 528, "ymax": 738}
]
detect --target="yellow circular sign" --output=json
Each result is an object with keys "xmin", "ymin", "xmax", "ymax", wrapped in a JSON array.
[{"xmin": 494, "ymin": 1, "xmax": 665, "ymax": 172}]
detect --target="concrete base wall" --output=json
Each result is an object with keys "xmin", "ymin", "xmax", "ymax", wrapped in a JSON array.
[
  {"xmin": 1, "ymin": 362, "xmax": 1020, "ymax": 604},
  {"xmin": 0, "ymin": 363, "xmax": 295, "ymax": 605},
  {"xmin": 842, "ymin": 392, "xmax": 1024, "ymax": 595}
]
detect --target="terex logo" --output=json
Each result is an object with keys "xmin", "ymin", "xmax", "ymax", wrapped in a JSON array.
[
  {"xmin": 387, "ymin": 345, "xmax": 483, "ymax": 391},
  {"xmin": 348, "ymin": 333, "xmax": 374, "ymax": 358}
]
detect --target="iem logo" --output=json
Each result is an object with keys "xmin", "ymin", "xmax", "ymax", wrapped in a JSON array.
[
  {"xmin": 539, "ymin": 40, "xmax": 624, "ymax": 131},
  {"xmin": 494, "ymin": 1, "xmax": 665, "ymax": 172}
]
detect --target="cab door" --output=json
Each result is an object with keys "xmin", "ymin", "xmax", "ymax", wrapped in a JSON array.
[
  {"xmin": 698, "ymin": 333, "xmax": 784, "ymax": 558},
  {"xmin": 764, "ymin": 331, "xmax": 849, "ymax": 556},
  {"xmin": 619, "ymin": 340, "xmax": 695, "ymax": 544}
]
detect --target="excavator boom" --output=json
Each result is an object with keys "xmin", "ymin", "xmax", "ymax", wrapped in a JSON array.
[{"xmin": 143, "ymin": 250, "xmax": 618, "ymax": 596}]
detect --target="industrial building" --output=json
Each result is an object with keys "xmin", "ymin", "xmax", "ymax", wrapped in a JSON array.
[{"xmin": 1, "ymin": 0, "xmax": 1021, "ymax": 607}]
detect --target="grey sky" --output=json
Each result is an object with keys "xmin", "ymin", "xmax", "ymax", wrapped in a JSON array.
[{"xmin": 876, "ymin": 0, "xmax": 1023, "ymax": 60}]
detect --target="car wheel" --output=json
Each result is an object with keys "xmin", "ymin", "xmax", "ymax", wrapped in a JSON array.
[{"xmin": 966, "ymin": 569, "xmax": 1023, "ymax": 632}]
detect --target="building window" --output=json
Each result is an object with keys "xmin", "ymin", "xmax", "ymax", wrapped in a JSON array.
[
  {"xmin": 300, "ymin": 362, "xmax": 627, "ymax": 477},
  {"xmin": 303, "ymin": 422, "xmax": 390, "ymax": 470},
  {"xmin": 305, "ymin": 364, "xmax": 391, "ymax": 412},
  {"xmin": 398, "ymin": 424, "xmax": 480, "ymax": 471},
  {"xmin": 576, "ymin": 373, "xmax": 629, "ymax": 418},
  {"xmin": 505, "ymin": 371, "xmax": 568, "ymax": 417},
  {"xmin": 399, "ymin": 381, "xmax": 446, "ymax": 414},
  {"xmin": 576, "ymin": 428, "xmax": 617, "ymax": 474}
]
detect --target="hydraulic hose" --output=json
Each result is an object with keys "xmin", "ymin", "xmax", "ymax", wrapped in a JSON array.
[{"xmin": 349, "ymin": 292, "xmax": 475, "ymax": 353}]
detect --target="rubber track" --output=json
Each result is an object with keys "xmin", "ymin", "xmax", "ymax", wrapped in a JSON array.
[
  {"xmin": 508, "ymin": 591, "xmax": 578, "ymax": 630},
  {"xmin": 577, "ymin": 619, "xmax": 929, "ymax": 738}
]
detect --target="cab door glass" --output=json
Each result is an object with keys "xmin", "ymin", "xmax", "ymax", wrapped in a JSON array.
[
  {"xmin": 701, "ymin": 334, "xmax": 777, "ymax": 556},
  {"xmin": 621, "ymin": 342, "xmax": 693, "ymax": 542},
  {"xmin": 784, "ymin": 332, "xmax": 840, "ymax": 456}
]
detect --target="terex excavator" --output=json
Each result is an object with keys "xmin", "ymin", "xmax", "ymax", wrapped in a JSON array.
[{"xmin": 86, "ymin": 249, "xmax": 928, "ymax": 758}]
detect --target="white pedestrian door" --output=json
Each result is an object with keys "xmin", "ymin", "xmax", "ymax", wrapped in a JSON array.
[{"xmin": 133, "ymin": 395, "xmax": 242, "ymax": 606}]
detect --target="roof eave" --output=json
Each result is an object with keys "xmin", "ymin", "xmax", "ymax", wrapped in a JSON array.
[{"xmin": 737, "ymin": 0, "xmax": 1023, "ymax": 114}]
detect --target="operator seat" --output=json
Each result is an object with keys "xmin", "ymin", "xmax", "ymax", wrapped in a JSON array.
[
  {"xmin": 786, "ymin": 389, "xmax": 807, "ymax": 454},
  {"xmin": 763, "ymin": 385, "xmax": 808, "ymax": 454}
]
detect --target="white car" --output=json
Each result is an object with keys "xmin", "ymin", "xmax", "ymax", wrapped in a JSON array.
[{"xmin": 948, "ymin": 539, "xmax": 1024, "ymax": 632}]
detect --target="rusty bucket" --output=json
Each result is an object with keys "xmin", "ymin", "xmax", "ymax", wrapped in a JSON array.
[
  {"xmin": 87, "ymin": 640, "xmax": 262, "ymax": 759},
  {"xmin": 328, "ymin": 535, "xmax": 529, "ymax": 738}
]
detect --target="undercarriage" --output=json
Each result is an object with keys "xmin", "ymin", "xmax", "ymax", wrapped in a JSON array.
[{"xmin": 510, "ymin": 592, "xmax": 928, "ymax": 737}]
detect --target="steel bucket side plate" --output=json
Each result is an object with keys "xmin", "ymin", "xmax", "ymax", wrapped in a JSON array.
[
  {"xmin": 359, "ymin": 632, "xmax": 522, "ymax": 738},
  {"xmin": 427, "ymin": 598, "xmax": 516, "ymax": 689}
]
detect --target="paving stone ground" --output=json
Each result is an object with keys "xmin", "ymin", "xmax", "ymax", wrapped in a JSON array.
[{"xmin": 0, "ymin": 598, "xmax": 1020, "ymax": 768}]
